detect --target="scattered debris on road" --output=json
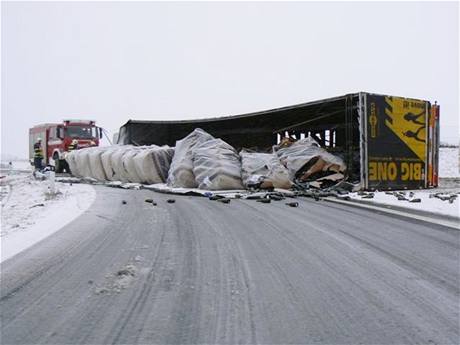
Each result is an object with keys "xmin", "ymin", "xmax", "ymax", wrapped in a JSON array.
[
  {"xmin": 257, "ymin": 198, "xmax": 271, "ymax": 204},
  {"xmin": 430, "ymin": 192, "xmax": 458, "ymax": 203},
  {"xmin": 286, "ymin": 202, "xmax": 299, "ymax": 207}
]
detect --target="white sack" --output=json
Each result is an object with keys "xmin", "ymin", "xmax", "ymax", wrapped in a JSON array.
[
  {"xmin": 111, "ymin": 146, "xmax": 137, "ymax": 182},
  {"xmin": 66, "ymin": 150, "xmax": 81, "ymax": 177},
  {"xmin": 75, "ymin": 148, "xmax": 92, "ymax": 179},
  {"xmin": 240, "ymin": 150, "xmax": 292, "ymax": 189},
  {"xmin": 101, "ymin": 146, "xmax": 123, "ymax": 181},
  {"xmin": 192, "ymin": 138, "xmax": 244, "ymax": 190},
  {"xmin": 87, "ymin": 146, "xmax": 109, "ymax": 181},
  {"xmin": 133, "ymin": 146, "xmax": 174, "ymax": 184},
  {"xmin": 167, "ymin": 128, "xmax": 214, "ymax": 188},
  {"xmin": 275, "ymin": 137, "xmax": 346, "ymax": 180},
  {"xmin": 67, "ymin": 145, "xmax": 162, "ymax": 183},
  {"xmin": 121, "ymin": 147, "xmax": 146, "ymax": 183}
]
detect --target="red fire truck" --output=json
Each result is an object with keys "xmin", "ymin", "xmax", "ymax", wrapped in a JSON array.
[{"xmin": 29, "ymin": 119, "xmax": 102, "ymax": 172}]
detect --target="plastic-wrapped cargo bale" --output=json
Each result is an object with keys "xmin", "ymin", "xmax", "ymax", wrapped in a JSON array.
[
  {"xmin": 66, "ymin": 146, "xmax": 120, "ymax": 181},
  {"xmin": 86, "ymin": 146, "xmax": 110, "ymax": 181},
  {"xmin": 192, "ymin": 138, "xmax": 244, "ymax": 190},
  {"xmin": 75, "ymin": 148, "xmax": 93, "ymax": 179},
  {"xmin": 167, "ymin": 128, "xmax": 214, "ymax": 188},
  {"xmin": 101, "ymin": 146, "xmax": 125, "ymax": 181},
  {"xmin": 66, "ymin": 150, "xmax": 82, "ymax": 177},
  {"xmin": 275, "ymin": 136, "xmax": 346, "ymax": 182},
  {"xmin": 121, "ymin": 147, "xmax": 147, "ymax": 182},
  {"xmin": 121, "ymin": 147, "xmax": 147, "ymax": 183},
  {"xmin": 240, "ymin": 150, "xmax": 292, "ymax": 189},
  {"xmin": 110, "ymin": 146, "xmax": 138, "ymax": 182},
  {"xmin": 133, "ymin": 145, "xmax": 174, "ymax": 184}
]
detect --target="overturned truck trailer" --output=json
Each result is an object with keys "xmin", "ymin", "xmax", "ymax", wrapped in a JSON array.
[{"xmin": 117, "ymin": 92, "xmax": 440, "ymax": 191}]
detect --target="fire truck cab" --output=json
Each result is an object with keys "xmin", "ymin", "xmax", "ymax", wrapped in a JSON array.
[{"xmin": 29, "ymin": 119, "xmax": 102, "ymax": 173}]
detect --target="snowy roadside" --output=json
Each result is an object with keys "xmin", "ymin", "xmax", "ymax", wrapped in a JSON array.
[
  {"xmin": 347, "ymin": 190, "xmax": 459, "ymax": 219},
  {"xmin": 1, "ymin": 169, "xmax": 96, "ymax": 263}
]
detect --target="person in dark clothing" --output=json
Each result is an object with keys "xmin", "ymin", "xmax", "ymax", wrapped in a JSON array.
[{"xmin": 33, "ymin": 138, "xmax": 44, "ymax": 171}]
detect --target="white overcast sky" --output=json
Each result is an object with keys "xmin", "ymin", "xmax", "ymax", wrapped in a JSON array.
[{"xmin": 1, "ymin": 1, "xmax": 459, "ymax": 158}]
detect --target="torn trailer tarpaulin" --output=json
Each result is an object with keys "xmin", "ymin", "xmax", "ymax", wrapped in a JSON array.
[{"xmin": 144, "ymin": 183, "xmax": 295, "ymax": 198}]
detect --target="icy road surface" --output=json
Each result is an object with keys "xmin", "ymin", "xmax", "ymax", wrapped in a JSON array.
[{"xmin": 1, "ymin": 186, "xmax": 459, "ymax": 344}]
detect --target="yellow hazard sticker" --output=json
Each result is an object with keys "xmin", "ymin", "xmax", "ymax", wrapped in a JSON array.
[{"xmin": 384, "ymin": 96, "xmax": 427, "ymax": 162}]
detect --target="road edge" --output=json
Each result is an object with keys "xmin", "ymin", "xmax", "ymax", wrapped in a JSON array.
[{"xmin": 324, "ymin": 197, "xmax": 460, "ymax": 230}]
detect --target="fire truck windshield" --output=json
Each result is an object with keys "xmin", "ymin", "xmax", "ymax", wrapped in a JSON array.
[{"xmin": 65, "ymin": 126, "xmax": 97, "ymax": 139}]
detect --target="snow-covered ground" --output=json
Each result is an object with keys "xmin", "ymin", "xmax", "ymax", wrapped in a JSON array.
[
  {"xmin": 1, "ymin": 167, "xmax": 96, "ymax": 262},
  {"xmin": 0, "ymin": 159, "xmax": 32, "ymax": 172},
  {"xmin": 439, "ymin": 147, "xmax": 460, "ymax": 178},
  {"xmin": 348, "ymin": 190, "xmax": 459, "ymax": 218}
]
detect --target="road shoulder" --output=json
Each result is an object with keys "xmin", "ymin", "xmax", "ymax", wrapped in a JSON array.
[
  {"xmin": 324, "ymin": 197, "xmax": 460, "ymax": 230},
  {"xmin": 1, "ymin": 173, "xmax": 96, "ymax": 262}
]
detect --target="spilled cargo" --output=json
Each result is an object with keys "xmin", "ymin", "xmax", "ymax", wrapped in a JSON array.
[
  {"xmin": 66, "ymin": 92, "xmax": 440, "ymax": 192},
  {"xmin": 65, "ymin": 127, "xmax": 348, "ymax": 195}
]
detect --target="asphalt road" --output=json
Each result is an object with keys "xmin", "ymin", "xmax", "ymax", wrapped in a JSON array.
[{"xmin": 1, "ymin": 186, "xmax": 459, "ymax": 344}]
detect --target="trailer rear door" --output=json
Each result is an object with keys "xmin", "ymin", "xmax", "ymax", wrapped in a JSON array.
[{"xmin": 365, "ymin": 94, "xmax": 429, "ymax": 190}]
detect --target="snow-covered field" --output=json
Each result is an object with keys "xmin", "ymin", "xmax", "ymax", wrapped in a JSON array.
[
  {"xmin": 1, "ymin": 168, "xmax": 95, "ymax": 262},
  {"xmin": 439, "ymin": 147, "xmax": 460, "ymax": 177},
  {"xmin": 0, "ymin": 159, "xmax": 32, "ymax": 172}
]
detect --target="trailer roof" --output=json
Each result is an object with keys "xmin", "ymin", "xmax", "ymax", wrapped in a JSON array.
[
  {"xmin": 117, "ymin": 92, "xmax": 365, "ymax": 148},
  {"xmin": 117, "ymin": 91, "xmax": 431, "ymax": 149},
  {"xmin": 125, "ymin": 93, "xmax": 359, "ymax": 125}
]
